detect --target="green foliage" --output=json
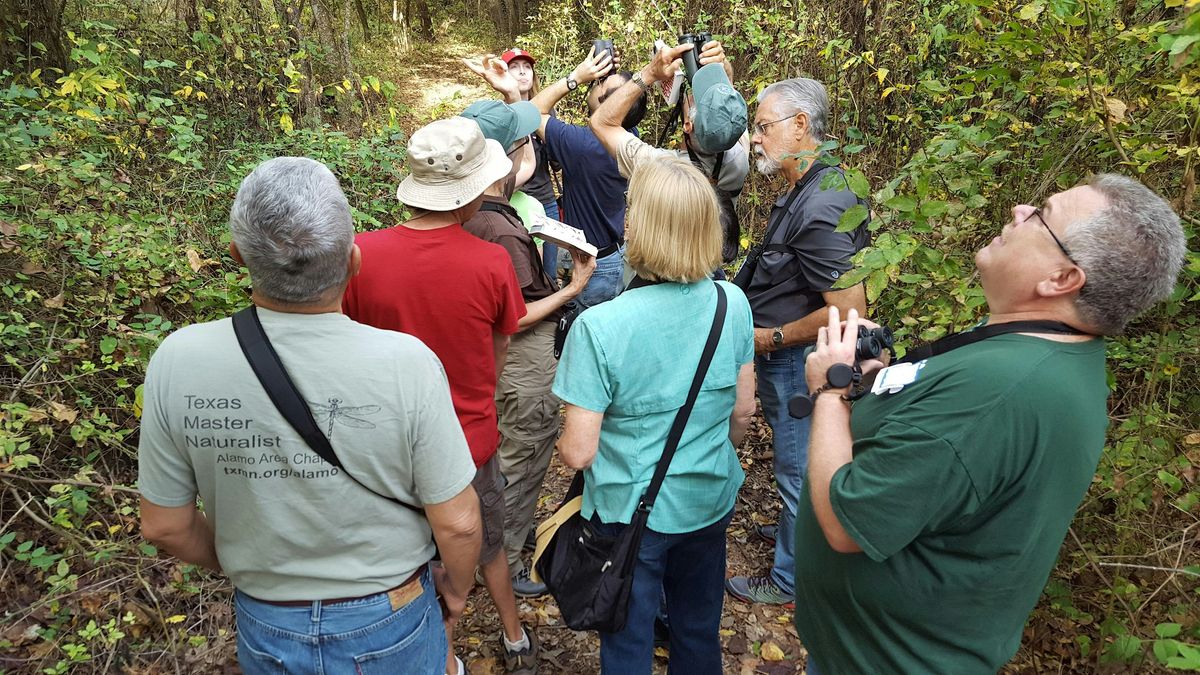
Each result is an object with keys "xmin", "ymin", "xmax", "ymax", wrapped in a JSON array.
[{"xmin": 520, "ymin": 0, "xmax": 1199, "ymax": 670}]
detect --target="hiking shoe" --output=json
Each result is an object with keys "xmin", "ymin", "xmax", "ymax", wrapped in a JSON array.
[
  {"xmin": 511, "ymin": 567, "xmax": 547, "ymax": 598},
  {"xmin": 523, "ymin": 529, "xmax": 537, "ymax": 552},
  {"xmin": 501, "ymin": 626, "xmax": 539, "ymax": 674},
  {"xmin": 756, "ymin": 524, "xmax": 778, "ymax": 545},
  {"xmin": 725, "ymin": 575, "xmax": 795, "ymax": 608}
]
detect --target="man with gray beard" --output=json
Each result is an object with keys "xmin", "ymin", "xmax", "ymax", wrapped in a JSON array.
[{"xmin": 726, "ymin": 77, "xmax": 871, "ymax": 607}]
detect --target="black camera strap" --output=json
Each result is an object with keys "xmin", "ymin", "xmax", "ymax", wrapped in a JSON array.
[
  {"xmin": 898, "ymin": 320, "xmax": 1092, "ymax": 364},
  {"xmin": 231, "ymin": 306, "xmax": 424, "ymax": 515}
]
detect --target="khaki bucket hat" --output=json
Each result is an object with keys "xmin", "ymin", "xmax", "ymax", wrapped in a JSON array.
[{"xmin": 396, "ymin": 117, "xmax": 512, "ymax": 211}]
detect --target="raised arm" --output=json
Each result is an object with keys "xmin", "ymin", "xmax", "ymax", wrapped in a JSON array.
[
  {"xmin": 529, "ymin": 47, "xmax": 613, "ymax": 138},
  {"xmin": 590, "ymin": 43, "xmax": 691, "ymax": 158}
]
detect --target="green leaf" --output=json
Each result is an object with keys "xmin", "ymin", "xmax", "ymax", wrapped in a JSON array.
[
  {"xmin": 920, "ymin": 200, "xmax": 949, "ymax": 217},
  {"xmin": 836, "ymin": 204, "xmax": 869, "ymax": 232},
  {"xmin": 885, "ymin": 196, "xmax": 917, "ymax": 212},
  {"xmin": 1157, "ymin": 470, "xmax": 1183, "ymax": 492},
  {"xmin": 1156, "ymin": 623, "xmax": 1182, "ymax": 639},
  {"xmin": 845, "ymin": 170, "xmax": 871, "ymax": 198},
  {"xmin": 139, "ymin": 542, "xmax": 158, "ymax": 556},
  {"xmin": 99, "ymin": 336, "xmax": 117, "ymax": 355},
  {"xmin": 1018, "ymin": 1, "xmax": 1046, "ymax": 21}
]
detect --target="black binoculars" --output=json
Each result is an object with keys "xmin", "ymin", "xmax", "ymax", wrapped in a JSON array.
[{"xmin": 678, "ymin": 32, "xmax": 711, "ymax": 80}]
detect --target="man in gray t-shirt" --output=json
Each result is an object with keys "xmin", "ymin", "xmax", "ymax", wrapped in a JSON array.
[{"xmin": 138, "ymin": 157, "xmax": 481, "ymax": 674}]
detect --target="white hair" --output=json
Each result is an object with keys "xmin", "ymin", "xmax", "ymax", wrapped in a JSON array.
[
  {"xmin": 760, "ymin": 77, "xmax": 829, "ymax": 142},
  {"xmin": 1066, "ymin": 173, "xmax": 1185, "ymax": 335},
  {"xmin": 228, "ymin": 157, "xmax": 354, "ymax": 304}
]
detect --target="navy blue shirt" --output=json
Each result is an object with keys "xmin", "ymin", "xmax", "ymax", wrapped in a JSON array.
[{"xmin": 544, "ymin": 117, "xmax": 626, "ymax": 249}]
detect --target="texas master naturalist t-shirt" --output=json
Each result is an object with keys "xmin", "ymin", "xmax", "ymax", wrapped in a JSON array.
[{"xmin": 137, "ymin": 308, "xmax": 475, "ymax": 601}]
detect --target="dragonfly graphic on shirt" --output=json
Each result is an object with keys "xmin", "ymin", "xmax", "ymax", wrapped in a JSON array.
[{"xmin": 307, "ymin": 398, "xmax": 380, "ymax": 438}]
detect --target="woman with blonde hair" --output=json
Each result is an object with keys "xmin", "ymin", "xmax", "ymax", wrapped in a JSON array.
[{"xmin": 552, "ymin": 156, "xmax": 756, "ymax": 673}]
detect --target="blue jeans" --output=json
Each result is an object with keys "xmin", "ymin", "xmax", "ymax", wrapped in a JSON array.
[
  {"xmin": 594, "ymin": 509, "xmax": 733, "ymax": 675},
  {"xmin": 578, "ymin": 243, "xmax": 625, "ymax": 309},
  {"xmin": 233, "ymin": 567, "xmax": 446, "ymax": 675},
  {"xmin": 541, "ymin": 200, "xmax": 561, "ymax": 276},
  {"xmin": 755, "ymin": 344, "xmax": 812, "ymax": 596}
]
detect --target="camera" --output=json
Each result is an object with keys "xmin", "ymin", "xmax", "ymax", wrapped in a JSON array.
[{"xmin": 677, "ymin": 31, "xmax": 711, "ymax": 81}]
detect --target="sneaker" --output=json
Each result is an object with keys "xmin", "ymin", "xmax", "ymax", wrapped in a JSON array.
[
  {"xmin": 501, "ymin": 626, "xmax": 539, "ymax": 674},
  {"xmin": 523, "ymin": 529, "xmax": 537, "ymax": 552},
  {"xmin": 756, "ymin": 524, "xmax": 778, "ymax": 545},
  {"xmin": 511, "ymin": 567, "xmax": 547, "ymax": 598},
  {"xmin": 446, "ymin": 654, "xmax": 470, "ymax": 675},
  {"xmin": 725, "ymin": 575, "xmax": 795, "ymax": 608}
]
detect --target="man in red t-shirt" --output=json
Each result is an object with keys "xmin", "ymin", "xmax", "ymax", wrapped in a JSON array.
[{"xmin": 343, "ymin": 117, "xmax": 528, "ymax": 675}]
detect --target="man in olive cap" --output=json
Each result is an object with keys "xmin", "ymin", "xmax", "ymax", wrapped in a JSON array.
[
  {"xmin": 343, "ymin": 116, "xmax": 531, "ymax": 675},
  {"xmin": 590, "ymin": 39, "xmax": 750, "ymax": 265}
]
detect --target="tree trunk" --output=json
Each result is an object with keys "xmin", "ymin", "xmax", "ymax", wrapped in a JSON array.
[
  {"xmin": 1, "ymin": 0, "xmax": 69, "ymax": 72},
  {"xmin": 414, "ymin": 0, "xmax": 432, "ymax": 39},
  {"xmin": 177, "ymin": 0, "xmax": 200, "ymax": 34},
  {"xmin": 354, "ymin": 0, "xmax": 370, "ymax": 39}
]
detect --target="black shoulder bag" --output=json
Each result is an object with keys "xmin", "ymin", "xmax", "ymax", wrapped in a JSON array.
[
  {"xmin": 533, "ymin": 284, "xmax": 728, "ymax": 632},
  {"xmin": 231, "ymin": 306, "xmax": 423, "ymax": 515}
]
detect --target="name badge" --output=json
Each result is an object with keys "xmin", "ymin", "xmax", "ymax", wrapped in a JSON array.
[{"xmin": 871, "ymin": 360, "xmax": 927, "ymax": 395}]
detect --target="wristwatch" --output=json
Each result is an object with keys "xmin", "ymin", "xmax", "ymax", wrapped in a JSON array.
[
  {"xmin": 566, "ymin": 76, "xmax": 579, "ymax": 91},
  {"xmin": 630, "ymin": 70, "xmax": 649, "ymax": 92},
  {"xmin": 771, "ymin": 326, "xmax": 785, "ymax": 348}
]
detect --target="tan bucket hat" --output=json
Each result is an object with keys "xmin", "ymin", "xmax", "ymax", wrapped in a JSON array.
[{"xmin": 396, "ymin": 117, "xmax": 512, "ymax": 211}]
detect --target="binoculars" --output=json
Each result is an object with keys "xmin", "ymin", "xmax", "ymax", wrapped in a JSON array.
[
  {"xmin": 678, "ymin": 32, "xmax": 712, "ymax": 81},
  {"xmin": 786, "ymin": 324, "xmax": 897, "ymax": 419},
  {"xmin": 855, "ymin": 325, "xmax": 895, "ymax": 362}
]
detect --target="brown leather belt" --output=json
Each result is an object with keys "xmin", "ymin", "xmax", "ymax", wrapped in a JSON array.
[{"xmin": 255, "ymin": 564, "xmax": 426, "ymax": 608}]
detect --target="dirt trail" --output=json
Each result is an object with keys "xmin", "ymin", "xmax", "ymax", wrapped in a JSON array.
[
  {"xmin": 362, "ymin": 21, "xmax": 498, "ymax": 126},
  {"xmin": 357, "ymin": 22, "xmax": 811, "ymax": 674}
]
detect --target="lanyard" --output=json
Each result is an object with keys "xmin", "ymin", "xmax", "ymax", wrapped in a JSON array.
[{"xmin": 898, "ymin": 320, "xmax": 1092, "ymax": 364}]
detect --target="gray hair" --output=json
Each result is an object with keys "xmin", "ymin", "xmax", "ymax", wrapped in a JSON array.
[
  {"xmin": 760, "ymin": 78, "xmax": 829, "ymax": 142},
  {"xmin": 1066, "ymin": 173, "xmax": 1185, "ymax": 335},
  {"xmin": 229, "ymin": 157, "xmax": 354, "ymax": 304}
]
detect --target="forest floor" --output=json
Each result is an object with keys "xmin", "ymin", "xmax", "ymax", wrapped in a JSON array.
[{"xmin": 358, "ymin": 23, "xmax": 815, "ymax": 673}]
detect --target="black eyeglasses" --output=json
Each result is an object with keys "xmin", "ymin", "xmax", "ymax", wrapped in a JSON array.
[
  {"xmin": 1027, "ymin": 207, "xmax": 1078, "ymax": 266},
  {"xmin": 752, "ymin": 112, "xmax": 799, "ymax": 136}
]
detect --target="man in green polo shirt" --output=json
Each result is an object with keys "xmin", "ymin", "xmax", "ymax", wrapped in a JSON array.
[{"xmin": 795, "ymin": 174, "xmax": 1185, "ymax": 673}]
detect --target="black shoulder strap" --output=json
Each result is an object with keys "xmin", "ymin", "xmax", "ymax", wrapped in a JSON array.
[
  {"xmin": 898, "ymin": 320, "xmax": 1091, "ymax": 364},
  {"xmin": 638, "ymin": 284, "xmax": 728, "ymax": 512},
  {"xmin": 231, "ymin": 307, "xmax": 424, "ymax": 515}
]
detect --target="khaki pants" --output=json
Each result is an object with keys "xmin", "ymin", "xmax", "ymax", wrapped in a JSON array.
[{"xmin": 494, "ymin": 321, "xmax": 560, "ymax": 572}]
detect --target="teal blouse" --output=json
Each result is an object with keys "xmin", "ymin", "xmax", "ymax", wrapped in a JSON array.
[{"xmin": 551, "ymin": 279, "xmax": 754, "ymax": 533}]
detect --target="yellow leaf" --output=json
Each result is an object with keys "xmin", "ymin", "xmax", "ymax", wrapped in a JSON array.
[
  {"xmin": 16, "ymin": 163, "xmax": 33, "ymax": 171},
  {"xmin": 43, "ymin": 292, "xmax": 65, "ymax": 309},
  {"xmin": 881, "ymin": 86, "xmax": 896, "ymax": 100},
  {"xmin": 862, "ymin": 50, "xmax": 874, "ymax": 65},
  {"xmin": 49, "ymin": 402, "xmax": 78, "ymax": 424},
  {"xmin": 761, "ymin": 641, "xmax": 786, "ymax": 661},
  {"xmin": 186, "ymin": 249, "xmax": 205, "ymax": 273},
  {"xmin": 654, "ymin": 647, "xmax": 670, "ymax": 658},
  {"xmin": 876, "ymin": 67, "xmax": 889, "ymax": 85},
  {"xmin": 719, "ymin": 629, "xmax": 735, "ymax": 636},
  {"xmin": 776, "ymin": 614, "xmax": 792, "ymax": 623},
  {"xmin": 108, "ymin": 524, "xmax": 122, "ymax": 535},
  {"xmin": 165, "ymin": 615, "xmax": 186, "ymax": 624},
  {"xmin": 280, "ymin": 112, "xmax": 294, "ymax": 134},
  {"xmin": 1104, "ymin": 97, "xmax": 1127, "ymax": 124}
]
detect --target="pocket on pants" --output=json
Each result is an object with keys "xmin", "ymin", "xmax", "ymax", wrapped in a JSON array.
[
  {"xmin": 236, "ymin": 639, "xmax": 287, "ymax": 675},
  {"xmin": 352, "ymin": 605, "xmax": 436, "ymax": 675}
]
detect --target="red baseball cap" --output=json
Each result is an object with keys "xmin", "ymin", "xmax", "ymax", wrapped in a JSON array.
[{"xmin": 501, "ymin": 48, "xmax": 536, "ymax": 65}]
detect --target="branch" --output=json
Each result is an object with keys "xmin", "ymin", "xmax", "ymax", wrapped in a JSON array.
[{"xmin": 0, "ymin": 473, "xmax": 141, "ymax": 495}]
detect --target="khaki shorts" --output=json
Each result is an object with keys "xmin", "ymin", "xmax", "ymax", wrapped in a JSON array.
[{"xmin": 471, "ymin": 455, "xmax": 505, "ymax": 564}]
